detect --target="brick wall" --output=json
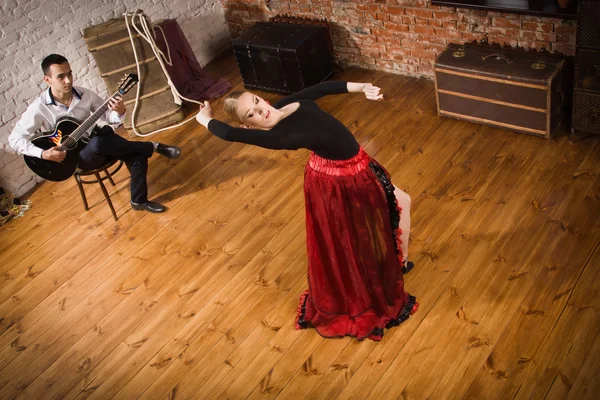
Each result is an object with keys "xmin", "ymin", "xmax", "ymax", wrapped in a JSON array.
[
  {"xmin": 0, "ymin": 0, "xmax": 230, "ymax": 197},
  {"xmin": 220, "ymin": 0, "xmax": 577, "ymax": 76}
]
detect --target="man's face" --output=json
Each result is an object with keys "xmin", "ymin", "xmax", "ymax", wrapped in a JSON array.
[{"xmin": 44, "ymin": 62, "xmax": 73, "ymax": 97}]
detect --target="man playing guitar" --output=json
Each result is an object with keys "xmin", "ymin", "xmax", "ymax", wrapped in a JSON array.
[{"xmin": 9, "ymin": 54, "xmax": 180, "ymax": 213}]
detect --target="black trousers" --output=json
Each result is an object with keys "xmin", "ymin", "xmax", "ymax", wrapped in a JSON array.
[{"xmin": 78, "ymin": 126, "xmax": 154, "ymax": 203}]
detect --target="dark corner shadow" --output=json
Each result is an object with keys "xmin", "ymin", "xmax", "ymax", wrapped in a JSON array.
[{"xmin": 149, "ymin": 153, "xmax": 283, "ymax": 205}]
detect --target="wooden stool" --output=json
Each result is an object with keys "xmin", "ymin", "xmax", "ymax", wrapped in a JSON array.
[{"xmin": 73, "ymin": 159, "xmax": 124, "ymax": 221}]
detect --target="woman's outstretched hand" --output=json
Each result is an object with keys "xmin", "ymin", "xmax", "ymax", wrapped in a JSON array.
[
  {"xmin": 346, "ymin": 82, "xmax": 383, "ymax": 100},
  {"xmin": 198, "ymin": 101, "xmax": 212, "ymax": 118},
  {"xmin": 362, "ymin": 83, "xmax": 383, "ymax": 101},
  {"xmin": 196, "ymin": 101, "xmax": 213, "ymax": 127}
]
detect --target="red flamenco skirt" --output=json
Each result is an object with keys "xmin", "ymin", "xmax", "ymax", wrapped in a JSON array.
[{"xmin": 296, "ymin": 148, "xmax": 417, "ymax": 341}]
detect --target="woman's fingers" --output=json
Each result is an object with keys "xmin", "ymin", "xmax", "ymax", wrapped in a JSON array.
[
  {"xmin": 198, "ymin": 101, "xmax": 213, "ymax": 116},
  {"xmin": 364, "ymin": 85, "xmax": 383, "ymax": 100}
]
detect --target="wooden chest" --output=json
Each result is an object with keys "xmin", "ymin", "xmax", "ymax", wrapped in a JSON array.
[
  {"xmin": 232, "ymin": 22, "xmax": 334, "ymax": 94},
  {"xmin": 83, "ymin": 18, "xmax": 185, "ymax": 136},
  {"xmin": 572, "ymin": 0, "xmax": 600, "ymax": 137},
  {"xmin": 434, "ymin": 43, "xmax": 570, "ymax": 138}
]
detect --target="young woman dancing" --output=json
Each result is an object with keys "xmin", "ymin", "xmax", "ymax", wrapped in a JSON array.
[{"xmin": 196, "ymin": 81, "xmax": 417, "ymax": 340}]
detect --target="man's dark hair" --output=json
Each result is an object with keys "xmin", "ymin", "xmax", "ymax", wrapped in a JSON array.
[{"xmin": 41, "ymin": 54, "xmax": 69, "ymax": 76}]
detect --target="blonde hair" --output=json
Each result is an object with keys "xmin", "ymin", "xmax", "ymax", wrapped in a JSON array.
[{"xmin": 223, "ymin": 91, "xmax": 246, "ymax": 123}]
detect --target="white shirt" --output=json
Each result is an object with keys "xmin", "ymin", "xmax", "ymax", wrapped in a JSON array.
[{"xmin": 9, "ymin": 86, "xmax": 125, "ymax": 158}]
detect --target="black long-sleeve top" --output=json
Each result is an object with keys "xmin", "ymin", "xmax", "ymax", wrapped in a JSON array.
[{"xmin": 207, "ymin": 81, "xmax": 360, "ymax": 160}]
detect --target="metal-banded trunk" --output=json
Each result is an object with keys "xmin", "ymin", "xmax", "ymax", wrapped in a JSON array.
[
  {"xmin": 434, "ymin": 43, "xmax": 571, "ymax": 139},
  {"xmin": 232, "ymin": 22, "xmax": 334, "ymax": 94},
  {"xmin": 83, "ymin": 18, "xmax": 184, "ymax": 136},
  {"xmin": 572, "ymin": 0, "xmax": 600, "ymax": 137}
]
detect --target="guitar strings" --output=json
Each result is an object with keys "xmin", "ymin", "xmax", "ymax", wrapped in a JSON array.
[{"xmin": 57, "ymin": 91, "xmax": 122, "ymax": 150}]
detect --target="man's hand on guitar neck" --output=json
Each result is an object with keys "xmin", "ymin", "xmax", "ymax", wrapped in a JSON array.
[
  {"xmin": 42, "ymin": 146, "xmax": 66, "ymax": 162},
  {"xmin": 108, "ymin": 96, "xmax": 126, "ymax": 116}
]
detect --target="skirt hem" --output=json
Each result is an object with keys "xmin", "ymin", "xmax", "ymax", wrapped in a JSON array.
[{"xmin": 296, "ymin": 290, "xmax": 418, "ymax": 341}]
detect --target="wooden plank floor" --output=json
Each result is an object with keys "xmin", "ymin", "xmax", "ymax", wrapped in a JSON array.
[{"xmin": 0, "ymin": 52, "xmax": 599, "ymax": 400}]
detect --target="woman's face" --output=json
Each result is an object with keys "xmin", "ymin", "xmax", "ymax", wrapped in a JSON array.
[{"xmin": 236, "ymin": 92, "xmax": 278, "ymax": 129}]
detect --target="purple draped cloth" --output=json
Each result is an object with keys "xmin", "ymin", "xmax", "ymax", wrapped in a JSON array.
[{"xmin": 154, "ymin": 19, "xmax": 231, "ymax": 101}]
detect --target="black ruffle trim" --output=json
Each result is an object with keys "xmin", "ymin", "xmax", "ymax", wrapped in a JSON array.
[
  {"xmin": 297, "ymin": 291, "xmax": 309, "ymax": 329},
  {"xmin": 385, "ymin": 294, "xmax": 417, "ymax": 329},
  {"xmin": 370, "ymin": 294, "xmax": 417, "ymax": 339},
  {"xmin": 369, "ymin": 162, "xmax": 402, "ymax": 260}
]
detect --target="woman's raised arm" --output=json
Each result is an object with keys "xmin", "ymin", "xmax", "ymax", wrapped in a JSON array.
[
  {"xmin": 195, "ymin": 101, "xmax": 305, "ymax": 150},
  {"xmin": 275, "ymin": 81, "xmax": 382, "ymax": 107}
]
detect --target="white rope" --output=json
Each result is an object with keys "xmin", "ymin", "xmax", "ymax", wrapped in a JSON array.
[{"xmin": 123, "ymin": 10, "xmax": 201, "ymax": 137}]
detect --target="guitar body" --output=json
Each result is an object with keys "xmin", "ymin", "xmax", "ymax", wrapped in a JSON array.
[{"xmin": 24, "ymin": 117, "xmax": 87, "ymax": 182}]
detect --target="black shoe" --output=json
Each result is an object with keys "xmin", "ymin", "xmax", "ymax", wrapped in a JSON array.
[
  {"xmin": 131, "ymin": 201, "xmax": 166, "ymax": 213},
  {"xmin": 402, "ymin": 261, "xmax": 414, "ymax": 275},
  {"xmin": 155, "ymin": 143, "xmax": 181, "ymax": 159}
]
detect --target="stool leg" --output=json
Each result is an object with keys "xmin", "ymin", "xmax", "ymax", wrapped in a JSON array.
[
  {"xmin": 95, "ymin": 172, "xmax": 118, "ymax": 221},
  {"xmin": 105, "ymin": 169, "xmax": 116, "ymax": 186},
  {"xmin": 75, "ymin": 175, "xmax": 89, "ymax": 211}
]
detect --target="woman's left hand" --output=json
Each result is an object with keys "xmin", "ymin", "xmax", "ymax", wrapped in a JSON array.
[
  {"xmin": 363, "ymin": 83, "xmax": 383, "ymax": 101},
  {"xmin": 196, "ymin": 101, "xmax": 213, "ymax": 127},
  {"xmin": 198, "ymin": 101, "xmax": 212, "ymax": 118}
]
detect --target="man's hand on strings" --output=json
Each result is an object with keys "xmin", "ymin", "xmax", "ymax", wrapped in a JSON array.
[{"xmin": 42, "ymin": 146, "xmax": 66, "ymax": 162}]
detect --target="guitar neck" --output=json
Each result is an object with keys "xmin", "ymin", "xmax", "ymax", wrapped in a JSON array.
[{"xmin": 64, "ymin": 91, "xmax": 121, "ymax": 144}]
